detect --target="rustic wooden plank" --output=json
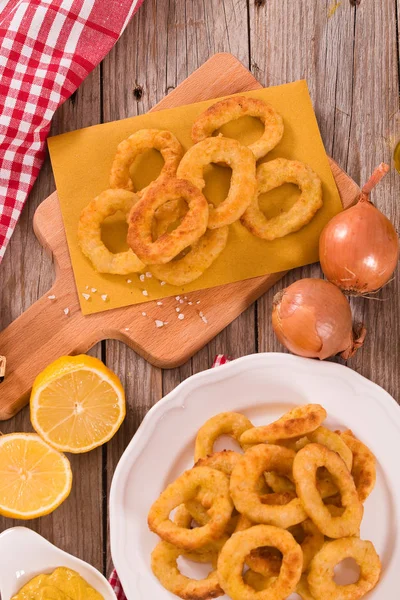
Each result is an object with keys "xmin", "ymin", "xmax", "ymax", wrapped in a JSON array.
[
  {"xmin": 250, "ymin": 1, "xmax": 353, "ymax": 354},
  {"xmin": 346, "ymin": 0, "xmax": 400, "ymax": 400},
  {"xmin": 0, "ymin": 67, "xmax": 105, "ymax": 572}
]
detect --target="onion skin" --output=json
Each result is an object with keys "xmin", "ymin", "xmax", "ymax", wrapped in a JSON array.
[
  {"xmin": 272, "ymin": 278, "xmax": 366, "ymax": 360},
  {"xmin": 319, "ymin": 164, "xmax": 399, "ymax": 294}
]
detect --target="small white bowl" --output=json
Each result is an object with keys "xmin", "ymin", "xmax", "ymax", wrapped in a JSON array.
[{"xmin": 0, "ymin": 527, "xmax": 116, "ymax": 600}]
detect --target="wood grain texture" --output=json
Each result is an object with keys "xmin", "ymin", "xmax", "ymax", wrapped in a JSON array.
[
  {"xmin": 0, "ymin": 66, "xmax": 104, "ymax": 572},
  {"xmin": 1, "ymin": 0, "xmax": 399, "ymax": 583}
]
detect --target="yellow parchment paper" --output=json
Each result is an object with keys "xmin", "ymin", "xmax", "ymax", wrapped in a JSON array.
[{"xmin": 48, "ymin": 82, "xmax": 342, "ymax": 315}]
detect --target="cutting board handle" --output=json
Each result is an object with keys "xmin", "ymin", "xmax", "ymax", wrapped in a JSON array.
[{"xmin": 0, "ymin": 281, "xmax": 98, "ymax": 421}]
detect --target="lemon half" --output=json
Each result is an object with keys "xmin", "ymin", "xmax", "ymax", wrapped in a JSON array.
[
  {"xmin": 30, "ymin": 355, "xmax": 126, "ymax": 453},
  {"xmin": 0, "ymin": 433, "xmax": 72, "ymax": 519}
]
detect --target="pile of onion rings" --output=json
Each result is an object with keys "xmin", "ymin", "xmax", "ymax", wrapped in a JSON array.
[
  {"xmin": 78, "ymin": 95, "xmax": 323, "ymax": 284},
  {"xmin": 148, "ymin": 403, "xmax": 380, "ymax": 600}
]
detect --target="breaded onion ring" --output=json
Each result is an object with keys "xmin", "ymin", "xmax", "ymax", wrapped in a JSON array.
[
  {"xmin": 128, "ymin": 178, "xmax": 209, "ymax": 264},
  {"xmin": 217, "ymin": 525, "xmax": 303, "ymax": 600},
  {"xmin": 241, "ymin": 158, "xmax": 323, "ymax": 240},
  {"xmin": 307, "ymin": 538, "xmax": 381, "ymax": 600},
  {"xmin": 240, "ymin": 404, "xmax": 326, "ymax": 446},
  {"xmin": 147, "ymin": 466, "xmax": 233, "ymax": 551},
  {"xmin": 340, "ymin": 430, "xmax": 376, "ymax": 503},
  {"xmin": 151, "ymin": 541, "xmax": 223, "ymax": 599},
  {"xmin": 230, "ymin": 445, "xmax": 307, "ymax": 528},
  {"xmin": 78, "ymin": 189, "xmax": 145, "ymax": 274},
  {"xmin": 173, "ymin": 505, "xmax": 228, "ymax": 563},
  {"xmin": 245, "ymin": 513, "xmax": 323, "ymax": 577},
  {"xmin": 185, "ymin": 451, "xmax": 241, "ymax": 526},
  {"xmin": 191, "ymin": 96, "xmax": 284, "ymax": 160},
  {"xmin": 194, "ymin": 412, "xmax": 254, "ymax": 461},
  {"xmin": 151, "ymin": 226, "xmax": 229, "ymax": 286},
  {"xmin": 110, "ymin": 129, "xmax": 183, "ymax": 193},
  {"xmin": 243, "ymin": 572, "xmax": 316, "ymax": 600},
  {"xmin": 293, "ymin": 444, "xmax": 363, "ymax": 538},
  {"xmin": 177, "ymin": 137, "xmax": 257, "ymax": 228}
]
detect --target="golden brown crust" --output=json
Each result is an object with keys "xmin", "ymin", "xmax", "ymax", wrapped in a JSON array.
[
  {"xmin": 241, "ymin": 158, "xmax": 323, "ymax": 240},
  {"xmin": 151, "ymin": 541, "xmax": 223, "ymax": 599},
  {"xmin": 127, "ymin": 177, "xmax": 209, "ymax": 264},
  {"xmin": 177, "ymin": 137, "xmax": 257, "ymax": 229},
  {"xmin": 293, "ymin": 443, "xmax": 363, "ymax": 538},
  {"xmin": 191, "ymin": 96, "xmax": 284, "ymax": 160},
  {"xmin": 217, "ymin": 525, "xmax": 303, "ymax": 599},
  {"xmin": 78, "ymin": 188, "xmax": 145, "ymax": 274},
  {"xmin": 240, "ymin": 404, "xmax": 327, "ymax": 445},
  {"xmin": 110, "ymin": 128, "xmax": 183, "ymax": 193}
]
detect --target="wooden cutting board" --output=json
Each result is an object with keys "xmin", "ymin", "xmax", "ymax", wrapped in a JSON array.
[{"xmin": 0, "ymin": 53, "xmax": 360, "ymax": 421}]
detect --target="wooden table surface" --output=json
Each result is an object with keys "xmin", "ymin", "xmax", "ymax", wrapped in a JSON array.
[{"xmin": 1, "ymin": 0, "xmax": 399, "ymax": 581}]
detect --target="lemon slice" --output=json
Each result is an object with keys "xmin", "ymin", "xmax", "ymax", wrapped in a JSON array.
[
  {"xmin": 0, "ymin": 433, "xmax": 72, "ymax": 519},
  {"xmin": 30, "ymin": 355, "xmax": 126, "ymax": 453}
]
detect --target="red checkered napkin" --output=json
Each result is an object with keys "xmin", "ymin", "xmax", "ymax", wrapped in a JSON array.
[
  {"xmin": 0, "ymin": 0, "xmax": 143, "ymax": 262},
  {"xmin": 108, "ymin": 354, "xmax": 231, "ymax": 599}
]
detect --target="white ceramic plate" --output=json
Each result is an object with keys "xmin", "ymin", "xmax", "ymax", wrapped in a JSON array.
[{"xmin": 110, "ymin": 353, "xmax": 400, "ymax": 600}]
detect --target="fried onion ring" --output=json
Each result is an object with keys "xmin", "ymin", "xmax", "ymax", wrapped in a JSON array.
[
  {"xmin": 110, "ymin": 129, "xmax": 183, "ymax": 193},
  {"xmin": 340, "ymin": 430, "xmax": 376, "ymax": 503},
  {"xmin": 307, "ymin": 538, "xmax": 381, "ymax": 600},
  {"xmin": 128, "ymin": 177, "xmax": 209, "ymax": 264},
  {"xmin": 151, "ymin": 226, "xmax": 229, "ymax": 286},
  {"xmin": 78, "ymin": 189, "xmax": 145, "ymax": 274},
  {"xmin": 247, "ymin": 518, "xmax": 323, "ymax": 577},
  {"xmin": 151, "ymin": 541, "xmax": 223, "ymax": 599},
  {"xmin": 217, "ymin": 525, "xmax": 303, "ymax": 600},
  {"xmin": 194, "ymin": 412, "xmax": 254, "ymax": 461},
  {"xmin": 173, "ymin": 505, "xmax": 228, "ymax": 563},
  {"xmin": 191, "ymin": 96, "xmax": 284, "ymax": 160},
  {"xmin": 230, "ymin": 444, "xmax": 307, "ymax": 528},
  {"xmin": 240, "ymin": 404, "xmax": 327, "ymax": 446},
  {"xmin": 243, "ymin": 572, "xmax": 316, "ymax": 600},
  {"xmin": 293, "ymin": 444, "xmax": 363, "ymax": 538},
  {"xmin": 177, "ymin": 137, "xmax": 257, "ymax": 228},
  {"xmin": 147, "ymin": 466, "xmax": 233, "ymax": 551},
  {"xmin": 241, "ymin": 158, "xmax": 323, "ymax": 240}
]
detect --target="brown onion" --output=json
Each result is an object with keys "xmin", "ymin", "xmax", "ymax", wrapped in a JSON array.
[
  {"xmin": 272, "ymin": 278, "xmax": 366, "ymax": 360},
  {"xmin": 319, "ymin": 163, "xmax": 399, "ymax": 294}
]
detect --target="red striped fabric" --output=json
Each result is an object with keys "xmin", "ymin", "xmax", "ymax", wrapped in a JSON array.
[
  {"xmin": 0, "ymin": 0, "xmax": 143, "ymax": 261},
  {"xmin": 108, "ymin": 354, "xmax": 231, "ymax": 599}
]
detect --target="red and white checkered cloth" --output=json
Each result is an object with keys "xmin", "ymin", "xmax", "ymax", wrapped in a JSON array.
[
  {"xmin": 108, "ymin": 354, "xmax": 231, "ymax": 599},
  {"xmin": 0, "ymin": 0, "xmax": 143, "ymax": 262}
]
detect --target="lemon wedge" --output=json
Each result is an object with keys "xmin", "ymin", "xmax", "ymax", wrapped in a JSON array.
[
  {"xmin": 30, "ymin": 355, "xmax": 126, "ymax": 453},
  {"xmin": 0, "ymin": 433, "xmax": 72, "ymax": 519}
]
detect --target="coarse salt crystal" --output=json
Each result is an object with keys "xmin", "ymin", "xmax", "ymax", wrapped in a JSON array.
[
  {"xmin": 157, "ymin": 301, "xmax": 163, "ymax": 306},
  {"xmin": 155, "ymin": 320, "xmax": 164, "ymax": 328},
  {"xmin": 178, "ymin": 314, "xmax": 184, "ymax": 320},
  {"xmin": 139, "ymin": 274, "xmax": 145, "ymax": 282},
  {"xmin": 196, "ymin": 300, "xmax": 201, "ymax": 304},
  {"xmin": 160, "ymin": 281, "xmax": 166, "ymax": 286},
  {"xmin": 91, "ymin": 288, "xmax": 97, "ymax": 293},
  {"xmin": 175, "ymin": 296, "xmax": 180, "ymax": 301},
  {"xmin": 82, "ymin": 293, "xmax": 91, "ymax": 300},
  {"xmin": 176, "ymin": 307, "xmax": 180, "ymax": 312},
  {"xmin": 188, "ymin": 301, "xmax": 193, "ymax": 305},
  {"xmin": 125, "ymin": 327, "xmax": 130, "ymax": 331},
  {"xmin": 47, "ymin": 294, "xmax": 56, "ymax": 300},
  {"xmin": 145, "ymin": 272, "xmax": 152, "ymax": 278},
  {"xmin": 142, "ymin": 311, "xmax": 147, "ymax": 316},
  {"xmin": 101, "ymin": 294, "xmax": 108, "ymax": 301},
  {"xmin": 63, "ymin": 308, "xmax": 70, "ymax": 315},
  {"xmin": 179, "ymin": 299, "xmax": 184, "ymax": 304},
  {"xmin": 142, "ymin": 290, "xmax": 149, "ymax": 296},
  {"xmin": 126, "ymin": 279, "xmax": 132, "ymax": 284},
  {"xmin": 202, "ymin": 316, "xmax": 208, "ymax": 324},
  {"xmin": 85, "ymin": 285, "xmax": 89, "ymax": 290}
]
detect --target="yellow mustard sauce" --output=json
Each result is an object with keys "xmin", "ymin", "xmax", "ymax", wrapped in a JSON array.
[{"xmin": 12, "ymin": 567, "xmax": 104, "ymax": 600}]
